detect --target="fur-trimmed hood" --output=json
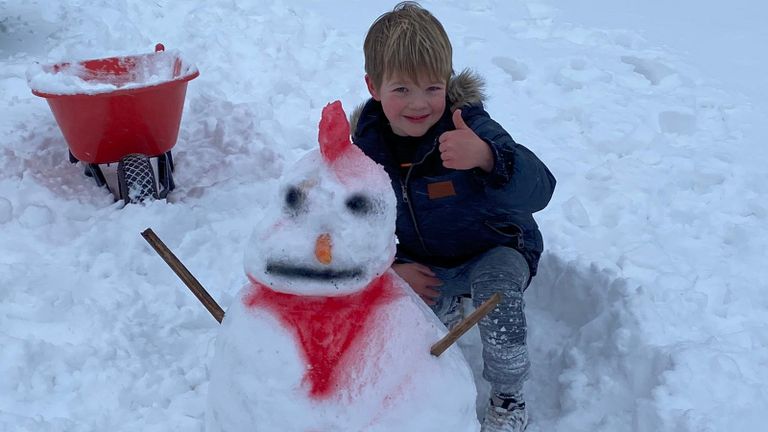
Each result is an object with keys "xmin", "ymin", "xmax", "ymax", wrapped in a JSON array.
[{"xmin": 349, "ymin": 68, "xmax": 486, "ymax": 134}]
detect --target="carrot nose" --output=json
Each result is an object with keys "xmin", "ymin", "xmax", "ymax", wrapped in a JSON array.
[{"xmin": 314, "ymin": 233, "xmax": 332, "ymax": 265}]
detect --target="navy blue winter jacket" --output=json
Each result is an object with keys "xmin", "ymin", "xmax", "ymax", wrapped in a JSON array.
[{"xmin": 351, "ymin": 71, "xmax": 556, "ymax": 277}]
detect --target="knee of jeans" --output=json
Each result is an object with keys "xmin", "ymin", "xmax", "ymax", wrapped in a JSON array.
[
  {"xmin": 473, "ymin": 274, "xmax": 523, "ymax": 293},
  {"xmin": 471, "ymin": 248, "xmax": 529, "ymax": 291},
  {"xmin": 475, "ymin": 247, "xmax": 528, "ymax": 273}
]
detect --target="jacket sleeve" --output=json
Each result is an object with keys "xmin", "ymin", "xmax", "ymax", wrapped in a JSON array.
[{"xmin": 462, "ymin": 104, "xmax": 556, "ymax": 213}]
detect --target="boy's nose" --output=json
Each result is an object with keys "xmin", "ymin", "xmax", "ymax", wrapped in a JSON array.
[
  {"xmin": 314, "ymin": 233, "xmax": 332, "ymax": 265},
  {"xmin": 408, "ymin": 96, "xmax": 429, "ymax": 109}
]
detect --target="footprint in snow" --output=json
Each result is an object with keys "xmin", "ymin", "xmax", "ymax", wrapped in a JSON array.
[
  {"xmin": 0, "ymin": 197, "xmax": 12, "ymax": 224},
  {"xmin": 658, "ymin": 111, "xmax": 697, "ymax": 135},
  {"xmin": 553, "ymin": 58, "xmax": 612, "ymax": 91},
  {"xmin": 620, "ymin": 56, "xmax": 675, "ymax": 85},
  {"xmin": 492, "ymin": 56, "xmax": 529, "ymax": 81}
]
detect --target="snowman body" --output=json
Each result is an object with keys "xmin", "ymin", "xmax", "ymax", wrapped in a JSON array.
[{"xmin": 206, "ymin": 102, "xmax": 479, "ymax": 432}]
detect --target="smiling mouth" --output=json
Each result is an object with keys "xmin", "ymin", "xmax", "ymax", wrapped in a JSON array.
[
  {"xmin": 405, "ymin": 114, "xmax": 429, "ymax": 122},
  {"xmin": 265, "ymin": 262, "xmax": 363, "ymax": 280}
]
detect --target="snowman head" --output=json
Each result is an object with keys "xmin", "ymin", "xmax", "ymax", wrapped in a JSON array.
[{"xmin": 244, "ymin": 101, "xmax": 397, "ymax": 296}]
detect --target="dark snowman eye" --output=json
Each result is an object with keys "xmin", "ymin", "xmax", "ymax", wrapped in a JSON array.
[
  {"xmin": 345, "ymin": 194, "xmax": 373, "ymax": 216},
  {"xmin": 284, "ymin": 186, "xmax": 306, "ymax": 214}
]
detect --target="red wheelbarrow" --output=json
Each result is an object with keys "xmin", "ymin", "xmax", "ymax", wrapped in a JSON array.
[{"xmin": 29, "ymin": 44, "xmax": 199, "ymax": 204}]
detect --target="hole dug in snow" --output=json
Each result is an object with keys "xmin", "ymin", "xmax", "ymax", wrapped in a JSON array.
[{"xmin": 525, "ymin": 253, "xmax": 673, "ymax": 431}]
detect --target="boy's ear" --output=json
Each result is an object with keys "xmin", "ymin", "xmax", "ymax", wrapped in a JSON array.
[{"xmin": 365, "ymin": 75, "xmax": 381, "ymax": 101}]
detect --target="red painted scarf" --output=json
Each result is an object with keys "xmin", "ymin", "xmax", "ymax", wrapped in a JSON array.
[{"xmin": 244, "ymin": 273, "xmax": 399, "ymax": 399}]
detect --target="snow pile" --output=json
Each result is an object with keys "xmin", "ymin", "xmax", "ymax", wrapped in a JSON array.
[{"xmin": 1, "ymin": 0, "xmax": 767, "ymax": 431}]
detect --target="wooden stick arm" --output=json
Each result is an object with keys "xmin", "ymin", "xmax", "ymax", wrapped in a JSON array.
[
  {"xmin": 430, "ymin": 292, "xmax": 502, "ymax": 357},
  {"xmin": 141, "ymin": 228, "xmax": 225, "ymax": 323}
]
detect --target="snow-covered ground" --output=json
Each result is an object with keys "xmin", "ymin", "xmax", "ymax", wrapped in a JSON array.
[{"xmin": 1, "ymin": 1, "xmax": 766, "ymax": 431}]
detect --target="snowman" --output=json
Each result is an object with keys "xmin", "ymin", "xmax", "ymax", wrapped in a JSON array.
[{"xmin": 206, "ymin": 101, "xmax": 480, "ymax": 432}]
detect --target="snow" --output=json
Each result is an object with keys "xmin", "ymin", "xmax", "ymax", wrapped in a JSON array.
[{"xmin": 1, "ymin": 1, "xmax": 766, "ymax": 431}]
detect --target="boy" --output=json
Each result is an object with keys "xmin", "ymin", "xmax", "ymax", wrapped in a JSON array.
[{"xmin": 351, "ymin": 2, "xmax": 556, "ymax": 432}]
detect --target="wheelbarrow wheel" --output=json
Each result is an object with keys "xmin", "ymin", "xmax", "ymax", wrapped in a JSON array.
[{"xmin": 117, "ymin": 153, "xmax": 158, "ymax": 205}]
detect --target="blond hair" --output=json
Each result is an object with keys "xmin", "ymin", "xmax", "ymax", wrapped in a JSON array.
[{"xmin": 364, "ymin": 2, "xmax": 453, "ymax": 91}]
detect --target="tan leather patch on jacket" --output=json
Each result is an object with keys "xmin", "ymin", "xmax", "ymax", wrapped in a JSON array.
[{"xmin": 427, "ymin": 181, "xmax": 456, "ymax": 199}]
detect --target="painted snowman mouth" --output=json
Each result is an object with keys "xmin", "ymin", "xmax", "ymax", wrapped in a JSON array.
[{"xmin": 266, "ymin": 261, "xmax": 363, "ymax": 281}]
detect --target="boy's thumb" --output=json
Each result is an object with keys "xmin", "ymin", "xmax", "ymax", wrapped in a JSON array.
[{"xmin": 453, "ymin": 109, "xmax": 469, "ymax": 129}]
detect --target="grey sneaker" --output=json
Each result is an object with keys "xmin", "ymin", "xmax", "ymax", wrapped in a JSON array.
[{"xmin": 481, "ymin": 392, "xmax": 529, "ymax": 432}]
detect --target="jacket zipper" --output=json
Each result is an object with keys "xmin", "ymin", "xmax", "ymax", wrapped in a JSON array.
[{"xmin": 401, "ymin": 138, "xmax": 439, "ymax": 255}]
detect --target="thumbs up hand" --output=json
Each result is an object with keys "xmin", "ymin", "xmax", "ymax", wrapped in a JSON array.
[{"xmin": 438, "ymin": 109, "xmax": 494, "ymax": 171}]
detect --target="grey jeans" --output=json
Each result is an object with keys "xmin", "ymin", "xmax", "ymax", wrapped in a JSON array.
[{"xmin": 429, "ymin": 246, "xmax": 530, "ymax": 395}]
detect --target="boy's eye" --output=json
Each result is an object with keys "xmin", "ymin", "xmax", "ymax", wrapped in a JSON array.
[
  {"xmin": 393, "ymin": 87, "xmax": 408, "ymax": 93},
  {"xmin": 428, "ymin": 86, "xmax": 444, "ymax": 92}
]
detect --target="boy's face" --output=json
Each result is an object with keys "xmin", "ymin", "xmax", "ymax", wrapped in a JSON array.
[{"xmin": 366, "ymin": 73, "xmax": 446, "ymax": 137}]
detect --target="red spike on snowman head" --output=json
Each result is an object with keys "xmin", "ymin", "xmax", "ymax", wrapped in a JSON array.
[
  {"xmin": 317, "ymin": 101, "xmax": 380, "ymax": 186},
  {"xmin": 316, "ymin": 100, "xmax": 377, "ymax": 185},
  {"xmin": 318, "ymin": 100, "xmax": 351, "ymax": 164}
]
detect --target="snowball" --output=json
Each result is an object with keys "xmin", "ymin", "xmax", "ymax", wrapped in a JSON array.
[{"xmin": 19, "ymin": 204, "xmax": 53, "ymax": 228}]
